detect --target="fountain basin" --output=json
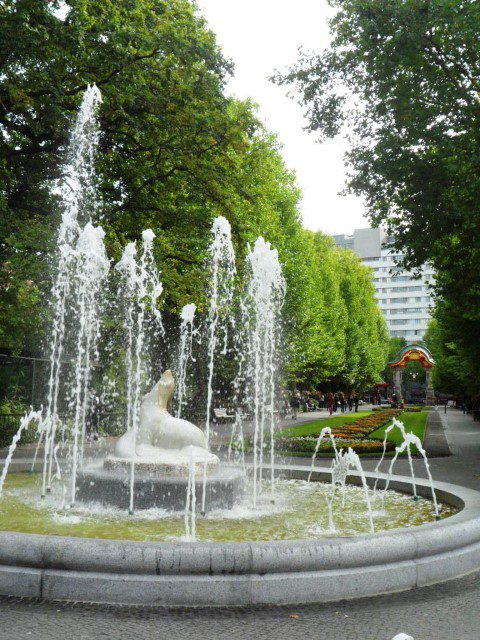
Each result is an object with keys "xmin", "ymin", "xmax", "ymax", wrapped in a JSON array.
[
  {"xmin": 76, "ymin": 462, "xmax": 245, "ymax": 512},
  {"xmin": 0, "ymin": 466, "xmax": 479, "ymax": 606}
]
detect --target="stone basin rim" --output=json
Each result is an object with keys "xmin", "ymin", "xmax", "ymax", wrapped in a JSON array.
[{"xmin": 0, "ymin": 466, "xmax": 479, "ymax": 606}]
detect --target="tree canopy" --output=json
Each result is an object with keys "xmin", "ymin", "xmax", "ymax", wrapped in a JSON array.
[
  {"xmin": 0, "ymin": 0, "xmax": 388, "ymax": 400},
  {"xmin": 276, "ymin": 0, "xmax": 480, "ymax": 397}
]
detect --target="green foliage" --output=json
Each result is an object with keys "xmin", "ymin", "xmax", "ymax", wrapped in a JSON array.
[
  {"xmin": 424, "ymin": 316, "xmax": 475, "ymax": 397},
  {"xmin": 286, "ymin": 237, "xmax": 388, "ymax": 390},
  {"xmin": 277, "ymin": 0, "xmax": 480, "ymax": 397},
  {"xmin": 0, "ymin": 0, "xmax": 389, "ymax": 394}
]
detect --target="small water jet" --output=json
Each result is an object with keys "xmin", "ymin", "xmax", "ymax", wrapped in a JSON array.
[
  {"xmin": 114, "ymin": 230, "xmax": 163, "ymax": 513},
  {"xmin": 175, "ymin": 303, "xmax": 196, "ymax": 419}
]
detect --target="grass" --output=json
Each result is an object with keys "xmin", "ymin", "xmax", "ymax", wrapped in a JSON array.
[
  {"xmin": 277, "ymin": 410, "xmax": 374, "ymax": 438},
  {"xmin": 369, "ymin": 410, "xmax": 429, "ymax": 454},
  {"xmin": 275, "ymin": 409, "xmax": 429, "ymax": 457}
]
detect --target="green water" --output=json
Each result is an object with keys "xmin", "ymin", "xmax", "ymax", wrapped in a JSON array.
[{"xmin": 0, "ymin": 473, "xmax": 456, "ymax": 542}]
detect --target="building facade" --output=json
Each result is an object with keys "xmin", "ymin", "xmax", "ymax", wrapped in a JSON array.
[{"xmin": 332, "ymin": 228, "xmax": 434, "ymax": 342}]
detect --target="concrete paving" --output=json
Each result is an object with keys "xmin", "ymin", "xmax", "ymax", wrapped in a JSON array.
[{"xmin": 0, "ymin": 407, "xmax": 479, "ymax": 639}]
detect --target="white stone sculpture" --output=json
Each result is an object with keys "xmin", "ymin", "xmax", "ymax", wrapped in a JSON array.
[{"xmin": 113, "ymin": 370, "xmax": 219, "ymax": 470}]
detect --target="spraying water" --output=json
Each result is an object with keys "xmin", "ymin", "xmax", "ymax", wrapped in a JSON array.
[
  {"xmin": 307, "ymin": 426, "xmax": 339, "ymax": 482},
  {"xmin": 69, "ymin": 223, "xmax": 110, "ymax": 505},
  {"xmin": 243, "ymin": 237, "xmax": 285, "ymax": 506},
  {"xmin": 337, "ymin": 448, "xmax": 375, "ymax": 533},
  {"xmin": 382, "ymin": 429, "xmax": 439, "ymax": 518},
  {"xmin": 373, "ymin": 418, "xmax": 417, "ymax": 497},
  {"xmin": 0, "ymin": 409, "xmax": 44, "ymax": 496},
  {"xmin": 116, "ymin": 230, "xmax": 163, "ymax": 514},
  {"xmin": 176, "ymin": 303, "xmax": 196, "ymax": 419},
  {"xmin": 184, "ymin": 454, "xmax": 197, "ymax": 541},
  {"xmin": 42, "ymin": 85, "xmax": 103, "ymax": 497},
  {"xmin": 201, "ymin": 216, "xmax": 236, "ymax": 514}
]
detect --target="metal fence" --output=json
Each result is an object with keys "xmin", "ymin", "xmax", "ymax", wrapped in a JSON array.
[
  {"xmin": 0, "ymin": 352, "xmax": 52, "ymax": 407},
  {"xmin": 0, "ymin": 411, "xmax": 126, "ymax": 449}
]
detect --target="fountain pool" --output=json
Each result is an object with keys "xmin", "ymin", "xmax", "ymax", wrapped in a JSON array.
[{"xmin": 0, "ymin": 473, "xmax": 455, "ymax": 542}]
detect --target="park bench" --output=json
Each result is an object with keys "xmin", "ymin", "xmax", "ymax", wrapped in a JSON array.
[{"xmin": 213, "ymin": 408, "xmax": 235, "ymax": 424}]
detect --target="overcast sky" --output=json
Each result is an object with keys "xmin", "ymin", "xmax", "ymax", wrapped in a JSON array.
[{"xmin": 196, "ymin": 0, "xmax": 369, "ymax": 235}]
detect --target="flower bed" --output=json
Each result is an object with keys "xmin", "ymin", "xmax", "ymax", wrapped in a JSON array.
[
  {"xmin": 325, "ymin": 408, "xmax": 401, "ymax": 439},
  {"xmin": 275, "ymin": 408, "xmax": 401, "ymax": 456},
  {"xmin": 275, "ymin": 435, "xmax": 395, "ymax": 455}
]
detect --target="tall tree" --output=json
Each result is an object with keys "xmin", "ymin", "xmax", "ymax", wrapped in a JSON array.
[
  {"xmin": 275, "ymin": 0, "xmax": 480, "ymax": 396},
  {"xmin": 0, "ymin": 0, "xmax": 389, "ymax": 402}
]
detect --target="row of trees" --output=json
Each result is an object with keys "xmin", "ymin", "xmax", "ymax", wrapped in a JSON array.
[
  {"xmin": 277, "ymin": 0, "xmax": 480, "ymax": 399},
  {"xmin": 0, "ymin": 0, "xmax": 388, "ymax": 403}
]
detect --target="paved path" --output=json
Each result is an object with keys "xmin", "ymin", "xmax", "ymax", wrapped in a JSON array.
[
  {"xmin": 0, "ymin": 571, "xmax": 479, "ymax": 640},
  {"xmin": 1, "ymin": 407, "xmax": 480, "ymax": 640}
]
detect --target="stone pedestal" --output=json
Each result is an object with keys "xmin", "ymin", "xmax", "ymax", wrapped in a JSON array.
[{"xmin": 76, "ymin": 462, "xmax": 245, "ymax": 512}]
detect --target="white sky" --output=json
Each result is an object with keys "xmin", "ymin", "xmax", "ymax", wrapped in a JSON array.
[{"xmin": 195, "ymin": 0, "xmax": 369, "ymax": 235}]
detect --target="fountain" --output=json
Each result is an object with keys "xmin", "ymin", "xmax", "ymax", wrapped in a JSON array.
[
  {"xmin": 76, "ymin": 369, "xmax": 244, "ymax": 511},
  {"xmin": 0, "ymin": 87, "xmax": 478, "ymax": 607}
]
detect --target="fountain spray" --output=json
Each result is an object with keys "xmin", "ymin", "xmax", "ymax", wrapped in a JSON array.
[
  {"xmin": 41, "ymin": 85, "xmax": 103, "ymax": 497},
  {"xmin": 69, "ymin": 224, "xmax": 109, "ymax": 505},
  {"xmin": 176, "ymin": 303, "xmax": 197, "ymax": 419},
  {"xmin": 0, "ymin": 409, "xmax": 44, "ymax": 497},
  {"xmin": 201, "ymin": 216, "xmax": 236, "ymax": 514},
  {"xmin": 244, "ymin": 238, "xmax": 285, "ymax": 507},
  {"xmin": 116, "ymin": 230, "xmax": 163, "ymax": 514}
]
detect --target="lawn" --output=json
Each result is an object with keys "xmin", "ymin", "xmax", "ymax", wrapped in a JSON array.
[
  {"xmin": 369, "ymin": 410, "xmax": 429, "ymax": 453},
  {"xmin": 274, "ymin": 408, "xmax": 429, "ymax": 457},
  {"xmin": 277, "ymin": 410, "xmax": 374, "ymax": 438}
]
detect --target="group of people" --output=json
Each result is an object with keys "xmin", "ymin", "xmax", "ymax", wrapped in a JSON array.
[
  {"xmin": 323, "ymin": 391, "xmax": 361, "ymax": 416},
  {"xmin": 284, "ymin": 390, "xmax": 362, "ymax": 419}
]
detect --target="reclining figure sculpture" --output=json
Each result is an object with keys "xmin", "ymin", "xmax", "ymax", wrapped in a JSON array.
[{"xmin": 114, "ymin": 369, "xmax": 218, "ymax": 469}]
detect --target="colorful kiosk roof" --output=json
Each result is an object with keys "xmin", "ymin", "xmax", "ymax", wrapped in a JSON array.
[{"xmin": 388, "ymin": 343, "xmax": 435, "ymax": 369}]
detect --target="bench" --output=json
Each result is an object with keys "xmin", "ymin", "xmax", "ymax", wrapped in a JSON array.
[{"xmin": 213, "ymin": 408, "xmax": 235, "ymax": 424}]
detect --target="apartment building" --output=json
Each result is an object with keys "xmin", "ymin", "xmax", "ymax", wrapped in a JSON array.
[{"xmin": 332, "ymin": 228, "xmax": 434, "ymax": 342}]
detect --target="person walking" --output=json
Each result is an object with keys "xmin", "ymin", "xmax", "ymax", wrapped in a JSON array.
[
  {"xmin": 339, "ymin": 392, "xmax": 346, "ymax": 413},
  {"xmin": 326, "ymin": 392, "xmax": 334, "ymax": 416},
  {"xmin": 348, "ymin": 395, "xmax": 353, "ymax": 412}
]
